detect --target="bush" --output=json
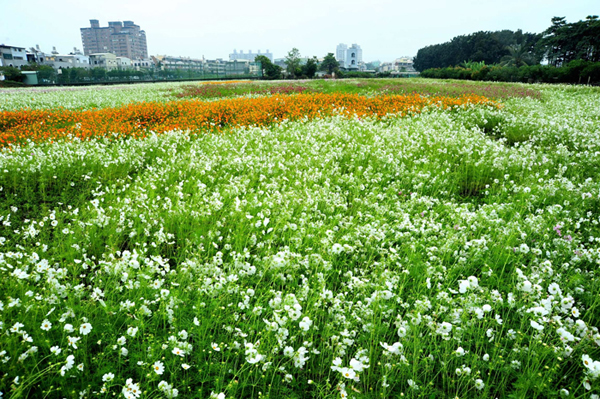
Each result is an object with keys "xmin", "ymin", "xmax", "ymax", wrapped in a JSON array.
[{"xmin": 420, "ymin": 62, "xmax": 600, "ymax": 85}]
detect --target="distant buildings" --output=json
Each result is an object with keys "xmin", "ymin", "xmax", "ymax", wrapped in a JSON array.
[
  {"xmin": 230, "ymin": 49, "xmax": 273, "ymax": 62},
  {"xmin": 153, "ymin": 54, "xmax": 260, "ymax": 76},
  {"xmin": 380, "ymin": 57, "xmax": 417, "ymax": 75},
  {"xmin": 46, "ymin": 47, "xmax": 91, "ymax": 69},
  {"xmin": 81, "ymin": 20, "xmax": 148, "ymax": 60},
  {"xmin": 336, "ymin": 43, "xmax": 364, "ymax": 70}
]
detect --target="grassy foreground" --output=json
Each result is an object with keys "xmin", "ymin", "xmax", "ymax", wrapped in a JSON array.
[{"xmin": 0, "ymin": 80, "xmax": 600, "ymax": 399}]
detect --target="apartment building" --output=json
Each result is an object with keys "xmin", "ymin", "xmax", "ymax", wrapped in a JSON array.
[{"xmin": 81, "ymin": 19, "xmax": 148, "ymax": 59}]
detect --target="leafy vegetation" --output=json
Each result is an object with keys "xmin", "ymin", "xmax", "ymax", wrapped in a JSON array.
[{"xmin": 420, "ymin": 60, "xmax": 600, "ymax": 84}]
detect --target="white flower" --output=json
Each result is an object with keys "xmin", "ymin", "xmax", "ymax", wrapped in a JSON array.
[
  {"xmin": 331, "ymin": 243, "xmax": 344, "ymax": 255},
  {"xmin": 467, "ymin": 276, "xmax": 479, "ymax": 289},
  {"xmin": 127, "ymin": 327, "xmax": 138, "ymax": 337},
  {"xmin": 455, "ymin": 347, "xmax": 466, "ymax": 357},
  {"xmin": 331, "ymin": 357, "xmax": 342, "ymax": 371},
  {"xmin": 530, "ymin": 320, "xmax": 544, "ymax": 332},
  {"xmin": 458, "ymin": 280, "xmax": 470, "ymax": 293},
  {"xmin": 182, "ymin": 363, "xmax": 191, "ymax": 370},
  {"xmin": 64, "ymin": 323, "xmax": 74, "ymax": 333},
  {"xmin": 122, "ymin": 378, "xmax": 141, "ymax": 398},
  {"xmin": 153, "ymin": 361, "xmax": 164, "ymax": 375},
  {"xmin": 349, "ymin": 358, "xmax": 368, "ymax": 372},
  {"xmin": 283, "ymin": 346, "xmax": 294, "ymax": 357},
  {"xmin": 475, "ymin": 379, "xmax": 485, "ymax": 390},
  {"xmin": 77, "ymin": 363, "xmax": 84, "ymax": 371},
  {"xmin": 102, "ymin": 372, "xmax": 114, "ymax": 382},
  {"xmin": 50, "ymin": 346, "xmax": 62, "ymax": 355},
  {"xmin": 67, "ymin": 336, "xmax": 80, "ymax": 349},
  {"xmin": 560, "ymin": 388, "xmax": 569, "ymax": 397},
  {"xmin": 380, "ymin": 341, "xmax": 403, "ymax": 355},
  {"xmin": 79, "ymin": 323, "xmax": 92, "ymax": 336},
  {"xmin": 210, "ymin": 392, "xmax": 226, "ymax": 399},
  {"xmin": 483, "ymin": 353, "xmax": 490, "ymax": 361},
  {"xmin": 211, "ymin": 343, "xmax": 220, "ymax": 352},
  {"xmin": 548, "ymin": 282, "xmax": 562, "ymax": 296},
  {"xmin": 340, "ymin": 367, "xmax": 356, "ymax": 380},
  {"xmin": 407, "ymin": 379, "xmax": 419, "ymax": 390},
  {"xmin": 520, "ymin": 280, "xmax": 533, "ymax": 293},
  {"xmin": 299, "ymin": 317, "xmax": 312, "ymax": 332},
  {"xmin": 172, "ymin": 347, "xmax": 185, "ymax": 357},
  {"xmin": 40, "ymin": 319, "xmax": 52, "ymax": 331}
]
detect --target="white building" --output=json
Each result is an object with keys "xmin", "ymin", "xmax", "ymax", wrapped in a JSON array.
[
  {"xmin": 116, "ymin": 57, "xmax": 132, "ymax": 69},
  {"xmin": 89, "ymin": 53, "xmax": 119, "ymax": 70},
  {"xmin": 0, "ymin": 44, "xmax": 28, "ymax": 68},
  {"xmin": 230, "ymin": 49, "xmax": 273, "ymax": 62},
  {"xmin": 380, "ymin": 57, "xmax": 417, "ymax": 75},
  {"xmin": 335, "ymin": 43, "xmax": 364, "ymax": 70}
]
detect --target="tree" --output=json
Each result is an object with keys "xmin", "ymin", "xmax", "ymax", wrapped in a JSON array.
[
  {"xmin": 301, "ymin": 57, "xmax": 318, "ymax": 79},
  {"xmin": 255, "ymin": 55, "xmax": 282, "ymax": 80},
  {"xmin": 500, "ymin": 44, "xmax": 535, "ymax": 67},
  {"xmin": 285, "ymin": 48, "xmax": 302, "ymax": 79},
  {"xmin": 320, "ymin": 53, "xmax": 339, "ymax": 74},
  {"xmin": 0, "ymin": 66, "xmax": 24, "ymax": 82},
  {"xmin": 538, "ymin": 15, "xmax": 600, "ymax": 66},
  {"xmin": 413, "ymin": 29, "xmax": 541, "ymax": 71}
]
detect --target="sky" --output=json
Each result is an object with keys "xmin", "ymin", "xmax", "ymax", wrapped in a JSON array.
[{"xmin": 1, "ymin": 0, "xmax": 597, "ymax": 62}]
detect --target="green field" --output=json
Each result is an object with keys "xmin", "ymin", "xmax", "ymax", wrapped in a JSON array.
[{"xmin": 1, "ymin": 79, "xmax": 600, "ymax": 399}]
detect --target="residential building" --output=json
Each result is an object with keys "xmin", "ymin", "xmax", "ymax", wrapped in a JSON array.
[
  {"xmin": 132, "ymin": 59, "xmax": 154, "ymax": 69},
  {"xmin": 81, "ymin": 19, "xmax": 148, "ymax": 59},
  {"xmin": 230, "ymin": 49, "xmax": 273, "ymax": 62},
  {"xmin": 89, "ymin": 53, "xmax": 119, "ymax": 70},
  {"xmin": 45, "ymin": 47, "xmax": 91, "ymax": 69},
  {"xmin": 152, "ymin": 55, "xmax": 206, "ymax": 72},
  {"xmin": 152, "ymin": 55, "xmax": 260, "ymax": 77},
  {"xmin": 380, "ymin": 57, "xmax": 417, "ymax": 75},
  {"xmin": 0, "ymin": 44, "xmax": 28, "ymax": 68}
]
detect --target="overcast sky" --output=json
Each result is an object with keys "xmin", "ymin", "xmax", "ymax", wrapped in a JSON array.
[{"xmin": 1, "ymin": 0, "xmax": 596, "ymax": 62}]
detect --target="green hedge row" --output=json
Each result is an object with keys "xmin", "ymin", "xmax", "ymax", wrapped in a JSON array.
[{"xmin": 420, "ymin": 60, "xmax": 600, "ymax": 84}]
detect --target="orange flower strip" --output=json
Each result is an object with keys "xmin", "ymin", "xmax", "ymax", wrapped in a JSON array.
[{"xmin": 0, "ymin": 93, "xmax": 498, "ymax": 147}]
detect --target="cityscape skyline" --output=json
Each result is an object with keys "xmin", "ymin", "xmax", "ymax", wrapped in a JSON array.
[{"xmin": 1, "ymin": 0, "xmax": 596, "ymax": 63}]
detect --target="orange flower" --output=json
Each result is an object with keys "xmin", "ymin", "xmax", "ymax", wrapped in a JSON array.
[{"xmin": 0, "ymin": 93, "xmax": 498, "ymax": 148}]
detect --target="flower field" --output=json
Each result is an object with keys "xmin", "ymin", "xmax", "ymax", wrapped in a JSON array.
[
  {"xmin": 0, "ymin": 92, "xmax": 496, "ymax": 147},
  {"xmin": 0, "ymin": 79, "xmax": 600, "ymax": 399}
]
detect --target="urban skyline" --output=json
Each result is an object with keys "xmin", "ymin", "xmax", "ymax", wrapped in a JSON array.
[{"xmin": 1, "ymin": 0, "xmax": 595, "ymax": 63}]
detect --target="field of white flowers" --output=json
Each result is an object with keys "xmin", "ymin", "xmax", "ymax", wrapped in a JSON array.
[{"xmin": 1, "ymin": 81, "xmax": 600, "ymax": 399}]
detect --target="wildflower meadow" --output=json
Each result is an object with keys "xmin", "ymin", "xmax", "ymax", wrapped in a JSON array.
[{"xmin": 0, "ymin": 79, "xmax": 599, "ymax": 399}]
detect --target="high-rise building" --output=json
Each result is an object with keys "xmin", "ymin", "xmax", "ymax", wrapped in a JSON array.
[
  {"xmin": 335, "ymin": 43, "xmax": 363, "ymax": 70},
  {"xmin": 81, "ymin": 19, "xmax": 148, "ymax": 60}
]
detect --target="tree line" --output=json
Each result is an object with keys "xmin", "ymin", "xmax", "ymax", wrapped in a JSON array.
[
  {"xmin": 255, "ymin": 49, "xmax": 341, "ymax": 80},
  {"xmin": 413, "ymin": 15, "xmax": 600, "ymax": 72}
]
